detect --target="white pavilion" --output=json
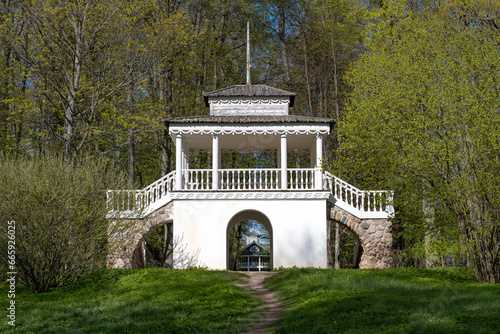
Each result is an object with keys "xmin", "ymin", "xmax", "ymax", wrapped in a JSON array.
[{"xmin": 106, "ymin": 83, "xmax": 394, "ymax": 270}]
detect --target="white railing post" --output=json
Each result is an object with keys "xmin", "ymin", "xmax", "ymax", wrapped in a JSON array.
[
  {"xmin": 175, "ymin": 134, "xmax": 183, "ymax": 190},
  {"xmin": 212, "ymin": 133, "xmax": 219, "ymax": 190},
  {"xmin": 315, "ymin": 133, "xmax": 323, "ymax": 190},
  {"xmin": 281, "ymin": 134, "xmax": 287, "ymax": 190}
]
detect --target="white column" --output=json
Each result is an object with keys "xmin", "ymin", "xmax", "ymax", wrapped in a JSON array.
[
  {"xmin": 281, "ymin": 134, "xmax": 287, "ymax": 190},
  {"xmin": 212, "ymin": 133, "xmax": 219, "ymax": 190},
  {"xmin": 175, "ymin": 134, "xmax": 183, "ymax": 190},
  {"xmin": 315, "ymin": 133, "xmax": 323, "ymax": 190}
]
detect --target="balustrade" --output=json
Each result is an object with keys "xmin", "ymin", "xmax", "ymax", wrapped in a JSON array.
[
  {"xmin": 324, "ymin": 171, "xmax": 392, "ymax": 215},
  {"xmin": 220, "ymin": 168, "xmax": 280, "ymax": 190},
  {"xmin": 183, "ymin": 169, "xmax": 212, "ymax": 190},
  {"xmin": 107, "ymin": 169, "xmax": 393, "ymax": 219},
  {"xmin": 288, "ymin": 168, "xmax": 315, "ymax": 190}
]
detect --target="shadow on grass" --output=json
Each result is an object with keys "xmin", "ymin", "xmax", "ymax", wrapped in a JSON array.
[
  {"xmin": 265, "ymin": 268, "xmax": 500, "ymax": 334},
  {"xmin": 0, "ymin": 269, "xmax": 262, "ymax": 334}
]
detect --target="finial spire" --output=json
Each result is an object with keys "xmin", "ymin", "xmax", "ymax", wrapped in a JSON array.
[{"xmin": 246, "ymin": 21, "xmax": 251, "ymax": 85}]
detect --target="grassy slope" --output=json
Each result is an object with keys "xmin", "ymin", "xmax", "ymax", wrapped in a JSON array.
[
  {"xmin": 0, "ymin": 269, "xmax": 262, "ymax": 334},
  {"xmin": 264, "ymin": 267, "xmax": 500, "ymax": 334}
]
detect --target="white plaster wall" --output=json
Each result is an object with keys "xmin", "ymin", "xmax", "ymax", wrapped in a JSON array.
[{"xmin": 173, "ymin": 199, "xmax": 328, "ymax": 269}]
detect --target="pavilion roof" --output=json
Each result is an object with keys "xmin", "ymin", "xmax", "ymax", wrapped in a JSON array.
[{"xmin": 165, "ymin": 115, "xmax": 335, "ymax": 131}]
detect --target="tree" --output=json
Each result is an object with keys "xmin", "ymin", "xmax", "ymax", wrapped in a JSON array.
[
  {"xmin": 339, "ymin": 0, "xmax": 500, "ymax": 283},
  {"xmin": 0, "ymin": 154, "xmax": 131, "ymax": 293}
]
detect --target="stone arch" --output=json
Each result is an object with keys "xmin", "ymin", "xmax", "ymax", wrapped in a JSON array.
[
  {"xmin": 106, "ymin": 202, "xmax": 174, "ymax": 269},
  {"xmin": 226, "ymin": 209, "xmax": 273, "ymax": 270},
  {"xmin": 329, "ymin": 204, "xmax": 394, "ymax": 269},
  {"xmin": 327, "ymin": 218, "xmax": 363, "ymax": 269},
  {"xmin": 131, "ymin": 220, "xmax": 173, "ymax": 268}
]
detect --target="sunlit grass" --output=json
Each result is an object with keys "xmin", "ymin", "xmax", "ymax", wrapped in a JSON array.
[
  {"xmin": 2, "ymin": 267, "xmax": 498, "ymax": 333},
  {"xmin": 264, "ymin": 267, "xmax": 500, "ymax": 334},
  {"xmin": 0, "ymin": 269, "xmax": 263, "ymax": 333}
]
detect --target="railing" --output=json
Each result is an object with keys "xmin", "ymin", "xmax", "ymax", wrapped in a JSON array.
[
  {"xmin": 183, "ymin": 168, "xmax": 316, "ymax": 190},
  {"xmin": 107, "ymin": 171, "xmax": 176, "ymax": 217},
  {"xmin": 107, "ymin": 169, "xmax": 393, "ymax": 219},
  {"xmin": 288, "ymin": 168, "xmax": 315, "ymax": 190},
  {"xmin": 184, "ymin": 169, "xmax": 212, "ymax": 190},
  {"xmin": 324, "ymin": 171, "xmax": 393, "ymax": 218},
  {"xmin": 220, "ymin": 168, "xmax": 280, "ymax": 190}
]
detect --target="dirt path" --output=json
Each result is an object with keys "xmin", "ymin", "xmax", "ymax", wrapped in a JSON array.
[{"xmin": 236, "ymin": 272, "xmax": 280, "ymax": 334}]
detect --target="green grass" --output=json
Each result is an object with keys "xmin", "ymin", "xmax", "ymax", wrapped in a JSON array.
[
  {"xmin": 264, "ymin": 267, "xmax": 500, "ymax": 334},
  {"xmin": 0, "ymin": 269, "xmax": 263, "ymax": 333},
  {"xmin": 2, "ymin": 267, "xmax": 499, "ymax": 333}
]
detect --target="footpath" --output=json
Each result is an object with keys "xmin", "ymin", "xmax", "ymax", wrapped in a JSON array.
[{"xmin": 236, "ymin": 272, "xmax": 280, "ymax": 334}]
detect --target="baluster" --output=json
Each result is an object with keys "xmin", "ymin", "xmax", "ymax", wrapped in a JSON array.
[{"xmin": 361, "ymin": 192, "xmax": 365, "ymax": 212}]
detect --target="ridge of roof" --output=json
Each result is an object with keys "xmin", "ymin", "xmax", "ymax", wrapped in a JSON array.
[{"xmin": 202, "ymin": 84, "xmax": 296, "ymax": 107}]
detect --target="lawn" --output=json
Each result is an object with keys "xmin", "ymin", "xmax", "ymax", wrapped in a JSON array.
[
  {"xmin": 264, "ymin": 267, "xmax": 500, "ymax": 334},
  {"xmin": 2, "ymin": 267, "xmax": 499, "ymax": 334},
  {"xmin": 0, "ymin": 269, "xmax": 263, "ymax": 333}
]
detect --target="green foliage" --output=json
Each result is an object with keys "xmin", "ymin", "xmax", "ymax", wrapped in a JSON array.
[
  {"xmin": 338, "ymin": 0, "xmax": 500, "ymax": 283},
  {"xmin": 0, "ymin": 154, "xmax": 131, "ymax": 293},
  {"xmin": 265, "ymin": 267, "xmax": 500, "ymax": 333},
  {"xmin": 0, "ymin": 269, "xmax": 262, "ymax": 333}
]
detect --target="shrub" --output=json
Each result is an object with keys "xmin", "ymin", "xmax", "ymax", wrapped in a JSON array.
[{"xmin": 0, "ymin": 154, "xmax": 130, "ymax": 293}]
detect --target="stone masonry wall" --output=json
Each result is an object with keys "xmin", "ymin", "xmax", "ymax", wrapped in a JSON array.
[
  {"xmin": 329, "ymin": 205, "xmax": 394, "ymax": 269},
  {"xmin": 106, "ymin": 202, "xmax": 174, "ymax": 269}
]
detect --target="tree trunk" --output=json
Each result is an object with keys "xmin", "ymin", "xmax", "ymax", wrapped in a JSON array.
[
  {"xmin": 276, "ymin": 5, "xmax": 291, "ymax": 86},
  {"xmin": 334, "ymin": 222, "xmax": 340, "ymax": 269},
  {"xmin": 161, "ymin": 223, "xmax": 173, "ymax": 269},
  {"xmin": 127, "ymin": 82, "xmax": 135, "ymax": 184},
  {"xmin": 64, "ymin": 17, "xmax": 83, "ymax": 162},
  {"xmin": 303, "ymin": 37, "xmax": 313, "ymax": 115}
]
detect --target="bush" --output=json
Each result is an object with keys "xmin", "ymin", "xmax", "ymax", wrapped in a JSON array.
[{"xmin": 0, "ymin": 154, "xmax": 130, "ymax": 293}]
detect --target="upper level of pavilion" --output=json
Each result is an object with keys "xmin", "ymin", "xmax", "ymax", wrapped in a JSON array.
[
  {"xmin": 107, "ymin": 84, "xmax": 393, "ymax": 219},
  {"xmin": 166, "ymin": 84, "xmax": 333, "ymax": 193}
]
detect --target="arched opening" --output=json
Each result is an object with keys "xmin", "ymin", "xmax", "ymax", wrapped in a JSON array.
[
  {"xmin": 132, "ymin": 221, "xmax": 173, "ymax": 269},
  {"xmin": 226, "ymin": 210, "xmax": 273, "ymax": 271},
  {"xmin": 327, "ymin": 220, "xmax": 363, "ymax": 269}
]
